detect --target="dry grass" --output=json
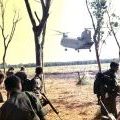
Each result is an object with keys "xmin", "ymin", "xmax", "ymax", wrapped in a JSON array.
[
  {"xmin": 44, "ymin": 79, "xmax": 100, "ymax": 120},
  {"xmin": 41, "ymin": 64, "xmax": 103, "ymax": 120}
]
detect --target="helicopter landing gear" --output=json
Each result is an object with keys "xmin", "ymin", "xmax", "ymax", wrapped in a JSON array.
[
  {"xmin": 75, "ymin": 49, "xmax": 79, "ymax": 52},
  {"xmin": 65, "ymin": 48, "xmax": 67, "ymax": 51},
  {"xmin": 75, "ymin": 49, "xmax": 80, "ymax": 52}
]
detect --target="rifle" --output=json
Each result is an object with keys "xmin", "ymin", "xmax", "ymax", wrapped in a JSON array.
[
  {"xmin": 41, "ymin": 92, "xmax": 63, "ymax": 120},
  {"xmin": 99, "ymin": 99, "xmax": 116, "ymax": 120}
]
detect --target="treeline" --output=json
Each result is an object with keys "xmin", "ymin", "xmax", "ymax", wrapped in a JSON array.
[
  {"xmin": 44, "ymin": 58, "xmax": 118, "ymax": 67},
  {"xmin": 0, "ymin": 58, "xmax": 118, "ymax": 69}
]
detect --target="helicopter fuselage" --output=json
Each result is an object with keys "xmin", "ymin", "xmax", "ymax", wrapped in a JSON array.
[{"xmin": 61, "ymin": 37, "xmax": 94, "ymax": 50}]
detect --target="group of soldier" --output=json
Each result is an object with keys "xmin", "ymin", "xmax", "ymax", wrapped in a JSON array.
[
  {"xmin": 0, "ymin": 61, "xmax": 120, "ymax": 120},
  {"xmin": 0, "ymin": 66, "xmax": 47, "ymax": 120}
]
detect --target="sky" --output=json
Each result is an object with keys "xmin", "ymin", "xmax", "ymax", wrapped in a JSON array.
[{"xmin": 0, "ymin": 0, "xmax": 120, "ymax": 64}]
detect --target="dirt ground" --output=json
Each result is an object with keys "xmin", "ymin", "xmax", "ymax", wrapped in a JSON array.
[{"xmin": 44, "ymin": 71, "xmax": 100, "ymax": 120}]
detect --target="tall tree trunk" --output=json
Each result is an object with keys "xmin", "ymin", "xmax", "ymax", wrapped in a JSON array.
[
  {"xmin": 96, "ymin": 24, "xmax": 101, "ymax": 72},
  {"xmin": 24, "ymin": 0, "xmax": 50, "ymax": 66},
  {"xmin": 107, "ymin": 10, "xmax": 120, "ymax": 62},
  {"xmin": 34, "ymin": 33, "xmax": 41, "ymax": 66},
  {"xmin": 3, "ymin": 49, "xmax": 7, "ymax": 73},
  {"xmin": 94, "ymin": 39, "xmax": 101, "ymax": 72}
]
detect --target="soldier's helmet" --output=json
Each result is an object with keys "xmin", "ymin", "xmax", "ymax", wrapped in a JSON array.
[
  {"xmin": 8, "ymin": 67, "xmax": 14, "ymax": 71},
  {"xmin": 110, "ymin": 61, "xmax": 119, "ymax": 72},
  {"xmin": 35, "ymin": 66, "xmax": 43, "ymax": 75},
  {"xmin": 110, "ymin": 62, "xmax": 119, "ymax": 68}
]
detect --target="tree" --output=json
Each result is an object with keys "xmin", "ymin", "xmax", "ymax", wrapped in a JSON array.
[
  {"xmin": 106, "ymin": 10, "xmax": 120, "ymax": 62},
  {"xmin": 24, "ymin": 0, "xmax": 51, "ymax": 66},
  {"xmin": 0, "ymin": 0, "xmax": 20, "ymax": 73},
  {"xmin": 86, "ymin": 0, "xmax": 107, "ymax": 72}
]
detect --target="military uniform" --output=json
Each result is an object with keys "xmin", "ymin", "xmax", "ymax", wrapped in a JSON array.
[
  {"xmin": 0, "ymin": 91, "xmax": 46, "ymax": 120},
  {"xmin": 101, "ymin": 69, "xmax": 118, "ymax": 118}
]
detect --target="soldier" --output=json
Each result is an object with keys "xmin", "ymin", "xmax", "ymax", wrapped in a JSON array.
[
  {"xmin": 6, "ymin": 66, "xmax": 15, "ymax": 99},
  {"xmin": 6, "ymin": 66, "xmax": 14, "ymax": 77},
  {"xmin": 15, "ymin": 66, "xmax": 29, "ymax": 91},
  {"xmin": 15, "ymin": 70, "xmax": 27, "ymax": 82},
  {"xmin": 0, "ymin": 75, "xmax": 46, "ymax": 120},
  {"xmin": 20, "ymin": 66, "xmax": 25, "ymax": 72},
  {"xmin": 0, "ymin": 72, "xmax": 5, "ymax": 102},
  {"xmin": 31, "ymin": 66, "xmax": 43, "ymax": 96},
  {"xmin": 30, "ymin": 67, "xmax": 48, "ymax": 107},
  {"xmin": 100, "ymin": 62, "xmax": 119, "ymax": 119}
]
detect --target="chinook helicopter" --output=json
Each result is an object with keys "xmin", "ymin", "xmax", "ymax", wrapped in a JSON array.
[{"xmin": 56, "ymin": 29, "xmax": 94, "ymax": 52}]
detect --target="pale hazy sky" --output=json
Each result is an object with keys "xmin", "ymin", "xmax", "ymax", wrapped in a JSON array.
[{"xmin": 0, "ymin": 0, "xmax": 120, "ymax": 64}]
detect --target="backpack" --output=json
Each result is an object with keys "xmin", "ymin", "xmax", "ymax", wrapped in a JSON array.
[{"xmin": 93, "ymin": 72, "xmax": 106, "ymax": 95}]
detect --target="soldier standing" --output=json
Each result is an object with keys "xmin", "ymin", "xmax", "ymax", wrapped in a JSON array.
[
  {"xmin": 100, "ymin": 62, "xmax": 119, "ymax": 119},
  {"xmin": 6, "ymin": 66, "xmax": 14, "ymax": 77},
  {"xmin": 20, "ymin": 66, "xmax": 26, "ymax": 72}
]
